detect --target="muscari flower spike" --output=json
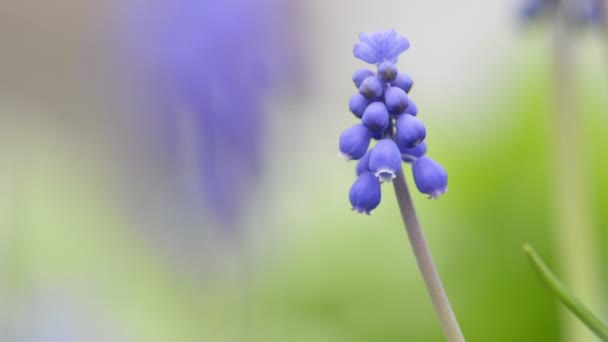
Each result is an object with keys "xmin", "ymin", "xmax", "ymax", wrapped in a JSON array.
[
  {"xmin": 339, "ymin": 29, "xmax": 448, "ymax": 214},
  {"xmin": 518, "ymin": 0, "xmax": 604, "ymax": 25}
]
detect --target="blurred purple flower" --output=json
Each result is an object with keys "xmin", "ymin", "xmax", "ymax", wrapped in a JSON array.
[
  {"xmin": 518, "ymin": 0, "xmax": 604, "ymax": 25},
  {"xmin": 117, "ymin": 0, "xmax": 299, "ymax": 225}
]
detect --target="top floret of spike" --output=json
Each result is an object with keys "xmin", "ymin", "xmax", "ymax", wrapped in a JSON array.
[{"xmin": 353, "ymin": 29, "xmax": 410, "ymax": 65}]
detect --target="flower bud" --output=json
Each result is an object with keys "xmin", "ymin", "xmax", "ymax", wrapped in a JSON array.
[
  {"xmin": 391, "ymin": 72, "xmax": 413, "ymax": 93},
  {"xmin": 384, "ymin": 86, "xmax": 409, "ymax": 114},
  {"xmin": 369, "ymin": 139, "xmax": 402, "ymax": 182},
  {"xmin": 339, "ymin": 124, "xmax": 372, "ymax": 160},
  {"xmin": 352, "ymin": 69, "xmax": 374, "ymax": 88},
  {"xmin": 349, "ymin": 171, "xmax": 382, "ymax": 214},
  {"xmin": 348, "ymin": 93, "xmax": 370, "ymax": 118},
  {"xmin": 412, "ymin": 156, "xmax": 448, "ymax": 199},
  {"xmin": 395, "ymin": 114, "xmax": 426, "ymax": 149},
  {"xmin": 359, "ymin": 76, "xmax": 384, "ymax": 99},
  {"xmin": 362, "ymin": 102, "xmax": 390, "ymax": 132},
  {"xmin": 377, "ymin": 61, "xmax": 398, "ymax": 82},
  {"xmin": 404, "ymin": 97, "xmax": 418, "ymax": 116},
  {"xmin": 356, "ymin": 149, "xmax": 372, "ymax": 176},
  {"xmin": 400, "ymin": 141, "xmax": 427, "ymax": 163}
]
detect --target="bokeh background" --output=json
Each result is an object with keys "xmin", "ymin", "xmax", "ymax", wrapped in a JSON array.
[{"xmin": 1, "ymin": 0, "xmax": 608, "ymax": 341}]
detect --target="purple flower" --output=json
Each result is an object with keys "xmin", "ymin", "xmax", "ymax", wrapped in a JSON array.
[
  {"xmin": 395, "ymin": 114, "xmax": 426, "ymax": 149},
  {"xmin": 118, "ymin": 0, "xmax": 298, "ymax": 225},
  {"xmin": 582, "ymin": 0, "xmax": 603, "ymax": 24},
  {"xmin": 362, "ymin": 102, "xmax": 390, "ymax": 132},
  {"xmin": 391, "ymin": 73, "xmax": 414, "ymax": 94},
  {"xmin": 339, "ymin": 124, "xmax": 372, "ymax": 161},
  {"xmin": 352, "ymin": 69, "xmax": 375, "ymax": 88},
  {"xmin": 340, "ymin": 30, "xmax": 448, "ymax": 213},
  {"xmin": 349, "ymin": 93, "xmax": 370, "ymax": 118},
  {"xmin": 349, "ymin": 172, "xmax": 382, "ymax": 214},
  {"xmin": 377, "ymin": 61, "xmax": 398, "ymax": 82},
  {"xmin": 413, "ymin": 157, "xmax": 448, "ymax": 199},
  {"xmin": 356, "ymin": 149, "xmax": 372, "ymax": 176},
  {"xmin": 518, "ymin": 0, "xmax": 603, "ymax": 25},
  {"xmin": 519, "ymin": 0, "xmax": 548, "ymax": 20},
  {"xmin": 353, "ymin": 29, "xmax": 410, "ymax": 65},
  {"xmin": 384, "ymin": 87, "xmax": 409, "ymax": 114},
  {"xmin": 369, "ymin": 139, "xmax": 402, "ymax": 182},
  {"xmin": 404, "ymin": 98, "xmax": 418, "ymax": 116},
  {"xmin": 401, "ymin": 141, "xmax": 428, "ymax": 163},
  {"xmin": 359, "ymin": 76, "xmax": 384, "ymax": 99}
]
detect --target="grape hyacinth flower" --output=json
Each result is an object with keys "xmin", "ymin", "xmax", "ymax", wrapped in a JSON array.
[
  {"xmin": 413, "ymin": 156, "xmax": 448, "ymax": 199},
  {"xmin": 338, "ymin": 30, "xmax": 464, "ymax": 342},
  {"xmin": 369, "ymin": 139, "xmax": 402, "ymax": 182},
  {"xmin": 395, "ymin": 114, "xmax": 426, "ymax": 148},
  {"xmin": 349, "ymin": 172, "xmax": 382, "ymax": 214},
  {"xmin": 392, "ymin": 72, "xmax": 414, "ymax": 94},
  {"xmin": 361, "ymin": 102, "xmax": 390, "ymax": 131},
  {"xmin": 340, "ymin": 29, "xmax": 448, "ymax": 215},
  {"xmin": 339, "ymin": 124, "xmax": 372, "ymax": 161},
  {"xmin": 384, "ymin": 86, "xmax": 409, "ymax": 114},
  {"xmin": 118, "ymin": 0, "xmax": 298, "ymax": 226},
  {"xmin": 401, "ymin": 141, "xmax": 428, "ymax": 163}
]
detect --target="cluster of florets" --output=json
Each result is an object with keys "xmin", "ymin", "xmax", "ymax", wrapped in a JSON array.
[
  {"xmin": 339, "ymin": 29, "xmax": 448, "ymax": 215},
  {"xmin": 519, "ymin": 0, "xmax": 603, "ymax": 25}
]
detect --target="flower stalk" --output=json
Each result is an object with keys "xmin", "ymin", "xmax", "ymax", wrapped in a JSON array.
[
  {"xmin": 392, "ymin": 169, "xmax": 465, "ymax": 342},
  {"xmin": 341, "ymin": 30, "xmax": 461, "ymax": 340}
]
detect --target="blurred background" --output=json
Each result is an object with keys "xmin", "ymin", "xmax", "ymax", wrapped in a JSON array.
[{"xmin": 1, "ymin": 0, "xmax": 608, "ymax": 341}]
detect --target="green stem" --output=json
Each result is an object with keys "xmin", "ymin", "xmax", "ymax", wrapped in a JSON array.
[
  {"xmin": 523, "ymin": 244, "xmax": 608, "ymax": 341},
  {"xmin": 552, "ymin": 0, "xmax": 603, "ymax": 340},
  {"xmin": 392, "ymin": 169, "xmax": 465, "ymax": 342}
]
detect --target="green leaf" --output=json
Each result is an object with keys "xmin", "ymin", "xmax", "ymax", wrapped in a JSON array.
[{"xmin": 523, "ymin": 244, "xmax": 608, "ymax": 341}]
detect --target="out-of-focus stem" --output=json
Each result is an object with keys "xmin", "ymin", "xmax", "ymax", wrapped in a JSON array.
[
  {"xmin": 552, "ymin": 1, "xmax": 602, "ymax": 341},
  {"xmin": 392, "ymin": 170, "xmax": 465, "ymax": 342},
  {"xmin": 524, "ymin": 244, "xmax": 608, "ymax": 340}
]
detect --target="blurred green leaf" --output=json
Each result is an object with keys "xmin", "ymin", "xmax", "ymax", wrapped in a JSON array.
[{"xmin": 523, "ymin": 244, "xmax": 608, "ymax": 341}]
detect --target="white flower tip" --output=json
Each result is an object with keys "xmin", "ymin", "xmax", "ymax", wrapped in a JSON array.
[
  {"xmin": 351, "ymin": 207, "xmax": 370, "ymax": 215},
  {"xmin": 375, "ymin": 169, "xmax": 396, "ymax": 183},
  {"xmin": 338, "ymin": 152, "xmax": 353, "ymax": 162},
  {"xmin": 427, "ymin": 187, "xmax": 448, "ymax": 199}
]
